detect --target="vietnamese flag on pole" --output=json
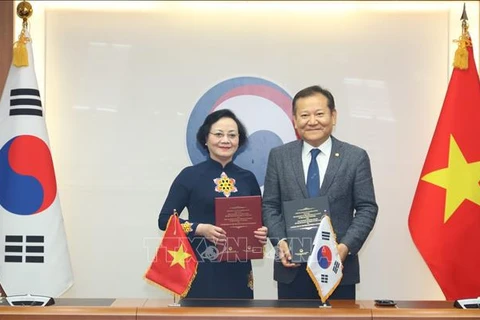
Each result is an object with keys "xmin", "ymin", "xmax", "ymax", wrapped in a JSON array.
[
  {"xmin": 145, "ymin": 214, "xmax": 198, "ymax": 297},
  {"xmin": 408, "ymin": 18, "xmax": 480, "ymax": 300}
]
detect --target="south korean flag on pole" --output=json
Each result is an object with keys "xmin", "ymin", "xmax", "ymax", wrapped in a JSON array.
[
  {"xmin": 0, "ymin": 31, "xmax": 73, "ymax": 297},
  {"xmin": 306, "ymin": 215, "xmax": 343, "ymax": 303}
]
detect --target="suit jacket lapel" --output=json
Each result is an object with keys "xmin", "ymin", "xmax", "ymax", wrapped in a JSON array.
[
  {"xmin": 290, "ymin": 140, "xmax": 308, "ymax": 198},
  {"xmin": 320, "ymin": 137, "xmax": 342, "ymax": 195}
]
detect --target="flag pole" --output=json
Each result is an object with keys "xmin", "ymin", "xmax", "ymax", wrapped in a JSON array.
[
  {"xmin": 460, "ymin": 2, "xmax": 468, "ymax": 30},
  {"xmin": 453, "ymin": 3, "xmax": 471, "ymax": 70},
  {"xmin": 16, "ymin": 0, "xmax": 33, "ymax": 25},
  {"xmin": 13, "ymin": 0, "xmax": 33, "ymax": 67},
  {"xmin": 0, "ymin": 0, "xmax": 33, "ymax": 301},
  {"xmin": 0, "ymin": 0, "xmax": 30, "ymax": 301},
  {"xmin": 169, "ymin": 293, "xmax": 181, "ymax": 307},
  {"xmin": 168, "ymin": 210, "xmax": 181, "ymax": 307}
]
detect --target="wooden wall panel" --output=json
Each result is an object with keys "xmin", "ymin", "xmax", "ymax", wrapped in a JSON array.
[{"xmin": 0, "ymin": 0, "xmax": 13, "ymax": 95}]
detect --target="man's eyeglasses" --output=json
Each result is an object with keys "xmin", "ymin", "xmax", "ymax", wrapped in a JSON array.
[{"xmin": 209, "ymin": 132, "xmax": 239, "ymax": 140}]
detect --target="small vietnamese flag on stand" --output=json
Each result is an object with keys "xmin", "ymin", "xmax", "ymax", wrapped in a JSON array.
[
  {"xmin": 408, "ymin": 5, "xmax": 480, "ymax": 300},
  {"xmin": 145, "ymin": 212, "xmax": 198, "ymax": 297}
]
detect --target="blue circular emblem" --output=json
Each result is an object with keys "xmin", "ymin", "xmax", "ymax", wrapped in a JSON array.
[{"xmin": 186, "ymin": 77, "xmax": 296, "ymax": 186}]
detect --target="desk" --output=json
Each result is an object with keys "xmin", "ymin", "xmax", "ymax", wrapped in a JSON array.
[
  {"xmin": 0, "ymin": 298, "xmax": 146, "ymax": 320},
  {"xmin": 139, "ymin": 299, "xmax": 370, "ymax": 320},
  {"xmin": 0, "ymin": 299, "xmax": 479, "ymax": 320},
  {"xmin": 364, "ymin": 300, "xmax": 480, "ymax": 320}
]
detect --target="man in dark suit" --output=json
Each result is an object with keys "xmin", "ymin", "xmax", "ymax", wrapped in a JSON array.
[{"xmin": 262, "ymin": 85, "xmax": 378, "ymax": 300}]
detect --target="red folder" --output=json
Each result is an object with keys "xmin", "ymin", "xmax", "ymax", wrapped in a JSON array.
[{"xmin": 214, "ymin": 196, "xmax": 263, "ymax": 262}]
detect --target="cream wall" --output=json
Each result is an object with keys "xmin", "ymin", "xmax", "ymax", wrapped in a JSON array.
[{"xmin": 12, "ymin": 1, "xmax": 480, "ymax": 300}]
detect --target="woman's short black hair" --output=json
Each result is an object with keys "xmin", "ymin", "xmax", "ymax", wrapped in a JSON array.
[{"xmin": 196, "ymin": 109, "xmax": 248, "ymax": 150}]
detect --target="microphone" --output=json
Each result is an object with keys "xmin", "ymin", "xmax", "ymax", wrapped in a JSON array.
[
  {"xmin": 6, "ymin": 294, "xmax": 55, "ymax": 306},
  {"xmin": 453, "ymin": 297, "xmax": 480, "ymax": 309}
]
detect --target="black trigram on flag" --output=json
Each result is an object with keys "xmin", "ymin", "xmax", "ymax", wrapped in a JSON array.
[
  {"xmin": 332, "ymin": 260, "xmax": 340, "ymax": 274},
  {"xmin": 4, "ymin": 235, "xmax": 45, "ymax": 263},
  {"xmin": 9, "ymin": 88, "xmax": 43, "ymax": 117},
  {"xmin": 321, "ymin": 231, "xmax": 330, "ymax": 241},
  {"xmin": 321, "ymin": 274, "xmax": 328, "ymax": 283}
]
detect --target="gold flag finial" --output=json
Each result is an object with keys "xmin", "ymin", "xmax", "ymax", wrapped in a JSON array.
[
  {"xmin": 453, "ymin": 3, "xmax": 471, "ymax": 70},
  {"xmin": 13, "ymin": 1, "xmax": 33, "ymax": 67}
]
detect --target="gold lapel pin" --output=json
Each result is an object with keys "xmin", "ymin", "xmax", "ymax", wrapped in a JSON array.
[{"xmin": 335, "ymin": 153, "xmax": 340, "ymax": 157}]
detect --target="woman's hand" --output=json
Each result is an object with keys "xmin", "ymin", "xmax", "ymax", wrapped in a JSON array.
[
  {"xmin": 195, "ymin": 223, "xmax": 226, "ymax": 244},
  {"xmin": 254, "ymin": 226, "xmax": 268, "ymax": 245}
]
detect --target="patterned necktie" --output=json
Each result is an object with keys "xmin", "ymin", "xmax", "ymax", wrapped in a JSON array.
[{"xmin": 307, "ymin": 148, "xmax": 321, "ymax": 198}]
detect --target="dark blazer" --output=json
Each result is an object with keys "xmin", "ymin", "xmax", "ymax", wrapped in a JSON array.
[{"xmin": 262, "ymin": 136, "xmax": 378, "ymax": 285}]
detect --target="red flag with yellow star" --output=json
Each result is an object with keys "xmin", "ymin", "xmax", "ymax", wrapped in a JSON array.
[
  {"xmin": 408, "ymin": 27, "xmax": 480, "ymax": 300},
  {"xmin": 145, "ymin": 214, "xmax": 198, "ymax": 297}
]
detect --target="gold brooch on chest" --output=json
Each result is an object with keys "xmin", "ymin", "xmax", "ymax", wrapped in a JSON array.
[{"xmin": 213, "ymin": 172, "xmax": 238, "ymax": 197}]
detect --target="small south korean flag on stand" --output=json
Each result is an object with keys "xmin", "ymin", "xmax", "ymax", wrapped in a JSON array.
[
  {"xmin": 0, "ymin": 30, "xmax": 73, "ymax": 297},
  {"xmin": 306, "ymin": 215, "xmax": 343, "ymax": 303}
]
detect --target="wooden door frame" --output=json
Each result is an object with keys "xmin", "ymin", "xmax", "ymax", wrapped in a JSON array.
[{"xmin": 0, "ymin": 0, "xmax": 13, "ymax": 95}]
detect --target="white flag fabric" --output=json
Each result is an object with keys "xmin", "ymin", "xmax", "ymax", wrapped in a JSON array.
[
  {"xmin": 0, "ymin": 33, "xmax": 73, "ymax": 296},
  {"xmin": 306, "ymin": 215, "xmax": 343, "ymax": 303}
]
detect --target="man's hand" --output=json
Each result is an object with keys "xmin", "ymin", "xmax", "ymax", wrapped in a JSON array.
[
  {"xmin": 277, "ymin": 239, "xmax": 300, "ymax": 268},
  {"xmin": 337, "ymin": 243, "xmax": 349, "ymax": 262}
]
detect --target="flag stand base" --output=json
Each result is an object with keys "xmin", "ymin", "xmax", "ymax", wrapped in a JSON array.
[
  {"xmin": 167, "ymin": 302, "xmax": 181, "ymax": 307},
  {"xmin": 318, "ymin": 301, "xmax": 331, "ymax": 308},
  {"xmin": 168, "ymin": 295, "xmax": 181, "ymax": 307}
]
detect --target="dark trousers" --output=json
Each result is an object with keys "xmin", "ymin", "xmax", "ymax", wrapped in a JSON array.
[{"xmin": 277, "ymin": 264, "xmax": 356, "ymax": 300}]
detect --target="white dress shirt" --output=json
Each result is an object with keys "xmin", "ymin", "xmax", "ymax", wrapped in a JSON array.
[{"xmin": 301, "ymin": 137, "xmax": 332, "ymax": 189}]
